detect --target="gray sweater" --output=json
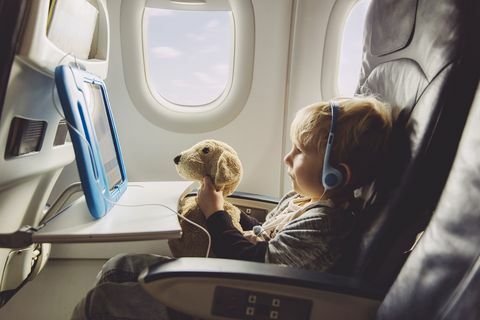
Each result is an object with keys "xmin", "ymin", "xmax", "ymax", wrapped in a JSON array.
[{"xmin": 206, "ymin": 191, "xmax": 356, "ymax": 272}]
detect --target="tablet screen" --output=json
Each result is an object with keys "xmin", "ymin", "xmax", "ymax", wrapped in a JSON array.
[{"xmin": 84, "ymin": 82, "xmax": 122, "ymax": 191}]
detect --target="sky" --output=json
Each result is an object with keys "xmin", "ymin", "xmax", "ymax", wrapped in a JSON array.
[{"xmin": 145, "ymin": 8, "xmax": 232, "ymax": 106}]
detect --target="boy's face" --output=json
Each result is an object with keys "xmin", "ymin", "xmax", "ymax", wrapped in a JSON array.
[{"xmin": 284, "ymin": 143, "xmax": 324, "ymax": 199}]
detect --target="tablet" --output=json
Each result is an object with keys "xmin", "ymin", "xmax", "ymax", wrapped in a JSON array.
[{"xmin": 55, "ymin": 65, "xmax": 127, "ymax": 219}]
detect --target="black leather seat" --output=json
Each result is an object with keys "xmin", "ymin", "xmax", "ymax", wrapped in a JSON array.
[
  {"xmin": 0, "ymin": 0, "xmax": 29, "ymax": 118},
  {"xmin": 378, "ymin": 82, "xmax": 480, "ymax": 320},
  {"xmin": 333, "ymin": 0, "xmax": 480, "ymax": 290}
]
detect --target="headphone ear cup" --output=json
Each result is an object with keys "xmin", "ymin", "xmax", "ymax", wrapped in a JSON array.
[{"xmin": 322, "ymin": 166, "xmax": 344, "ymax": 190}]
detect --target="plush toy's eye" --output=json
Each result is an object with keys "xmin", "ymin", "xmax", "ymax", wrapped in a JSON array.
[{"xmin": 202, "ymin": 147, "xmax": 210, "ymax": 154}]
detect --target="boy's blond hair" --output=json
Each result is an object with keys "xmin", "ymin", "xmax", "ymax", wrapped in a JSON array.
[{"xmin": 290, "ymin": 96, "xmax": 393, "ymax": 188}]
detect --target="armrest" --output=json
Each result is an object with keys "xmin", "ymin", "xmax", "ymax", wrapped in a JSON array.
[
  {"xmin": 228, "ymin": 192, "xmax": 279, "ymax": 222},
  {"xmin": 186, "ymin": 190, "xmax": 279, "ymax": 205},
  {"xmin": 139, "ymin": 258, "xmax": 383, "ymax": 320},
  {"xmin": 227, "ymin": 191, "xmax": 279, "ymax": 205},
  {"xmin": 186, "ymin": 190, "xmax": 279, "ymax": 222}
]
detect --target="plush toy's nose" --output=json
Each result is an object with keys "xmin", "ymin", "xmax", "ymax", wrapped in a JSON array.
[{"xmin": 174, "ymin": 155, "xmax": 181, "ymax": 164}]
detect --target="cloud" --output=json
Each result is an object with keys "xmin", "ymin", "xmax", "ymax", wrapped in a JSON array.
[
  {"xmin": 152, "ymin": 46, "xmax": 182, "ymax": 58},
  {"xmin": 186, "ymin": 19, "xmax": 225, "ymax": 42},
  {"xmin": 198, "ymin": 45, "xmax": 220, "ymax": 54},
  {"xmin": 205, "ymin": 19, "xmax": 220, "ymax": 31},
  {"xmin": 193, "ymin": 72, "xmax": 217, "ymax": 85},
  {"xmin": 186, "ymin": 32, "xmax": 208, "ymax": 42},
  {"xmin": 172, "ymin": 79, "xmax": 193, "ymax": 88},
  {"xmin": 212, "ymin": 64, "xmax": 229, "ymax": 76}
]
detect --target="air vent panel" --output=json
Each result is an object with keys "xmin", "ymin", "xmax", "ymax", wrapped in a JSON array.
[{"xmin": 5, "ymin": 117, "xmax": 47, "ymax": 158}]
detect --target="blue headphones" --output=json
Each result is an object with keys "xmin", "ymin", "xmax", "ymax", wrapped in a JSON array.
[{"xmin": 322, "ymin": 101, "xmax": 344, "ymax": 190}]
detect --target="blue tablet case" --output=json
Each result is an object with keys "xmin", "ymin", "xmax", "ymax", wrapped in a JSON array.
[{"xmin": 54, "ymin": 65, "xmax": 128, "ymax": 219}]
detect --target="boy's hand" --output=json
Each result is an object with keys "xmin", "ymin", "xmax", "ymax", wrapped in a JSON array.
[{"xmin": 197, "ymin": 176, "xmax": 224, "ymax": 219}]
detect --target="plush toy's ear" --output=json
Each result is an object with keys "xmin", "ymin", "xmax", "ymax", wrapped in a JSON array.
[{"xmin": 215, "ymin": 151, "xmax": 241, "ymax": 195}]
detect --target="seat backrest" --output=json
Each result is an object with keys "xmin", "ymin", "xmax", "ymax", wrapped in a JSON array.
[
  {"xmin": 0, "ymin": 0, "xmax": 29, "ymax": 118},
  {"xmin": 332, "ymin": 0, "xmax": 480, "ymax": 289},
  {"xmin": 377, "ymin": 79, "xmax": 480, "ymax": 319}
]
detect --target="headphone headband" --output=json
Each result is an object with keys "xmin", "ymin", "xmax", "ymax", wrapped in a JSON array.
[
  {"xmin": 322, "ymin": 101, "xmax": 343, "ymax": 190},
  {"xmin": 328, "ymin": 101, "xmax": 340, "ymax": 134}
]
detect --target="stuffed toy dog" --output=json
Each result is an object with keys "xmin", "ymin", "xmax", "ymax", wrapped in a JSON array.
[{"xmin": 169, "ymin": 139, "xmax": 243, "ymax": 257}]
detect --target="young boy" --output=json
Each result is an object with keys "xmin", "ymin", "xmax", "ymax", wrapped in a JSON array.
[
  {"xmin": 72, "ymin": 96, "xmax": 393, "ymax": 319},
  {"xmin": 198, "ymin": 96, "xmax": 393, "ymax": 271}
]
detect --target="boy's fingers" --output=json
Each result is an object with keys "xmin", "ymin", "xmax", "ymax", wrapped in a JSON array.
[
  {"xmin": 203, "ymin": 176, "xmax": 212, "ymax": 186},
  {"xmin": 203, "ymin": 176, "xmax": 223, "ymax": 192},
  {"xmin": 202, "ymin": 176, "xmax": 215, "ymax": 191}
]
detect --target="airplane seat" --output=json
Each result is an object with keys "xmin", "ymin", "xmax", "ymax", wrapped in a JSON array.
[
  {"xmin": 331, "ymin": 0, "xmax": 480, "ymax": 289},
  {"xmin": 377, "ymin": 80, "xmax": 480, "ymax": 319},
  {"xmin": 141, "ymin": 77, "xmax": 480, "ymax": 320}
]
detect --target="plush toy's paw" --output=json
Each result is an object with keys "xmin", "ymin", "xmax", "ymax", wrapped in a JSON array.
[
  {"xmin": 169, "ymin": 197, "xmax": 213, "ymax": 258},
  {"xmin": 169, "ymin": 197, "xmax": 243, "ymax": 258},
  {"xmin": 224, "ymin": 201, "xmax": 242, "ymax": 232}
]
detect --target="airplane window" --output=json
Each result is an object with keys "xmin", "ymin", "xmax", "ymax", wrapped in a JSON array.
[
  {"xmin": 337, "ymin": 0, "xmax": 371, "ymax": 96},
  {"xmin": 143, "ymin": 8, "xmax": 233, "ymax": 107},
  {"xmin": 122, "ymin": 1, "xmax": 253, "ymax": 132}
]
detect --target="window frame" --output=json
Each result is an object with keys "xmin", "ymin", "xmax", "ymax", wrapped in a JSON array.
[{"xmin": 120, "ymin": 0, "xmax": 254, "ymax": 133}]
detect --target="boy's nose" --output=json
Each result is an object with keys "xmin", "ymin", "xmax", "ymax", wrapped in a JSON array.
[{"xmin": 174, "ymin": 155, "xmax": 181, "ymax": 164}]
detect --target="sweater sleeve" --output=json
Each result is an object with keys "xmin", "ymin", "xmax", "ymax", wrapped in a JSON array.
[
  {"xmin": 239, "ymin": 211, "xmax": 262, "ymax": 230},
  {"xmin": 206, "ymin": 211, "xmax": 267, "ymax": 262}
]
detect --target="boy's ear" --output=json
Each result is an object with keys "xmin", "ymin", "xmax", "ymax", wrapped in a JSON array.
[{"xmin": 338, "ymin": 163, "xmax": 352, "ymax": 186}]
